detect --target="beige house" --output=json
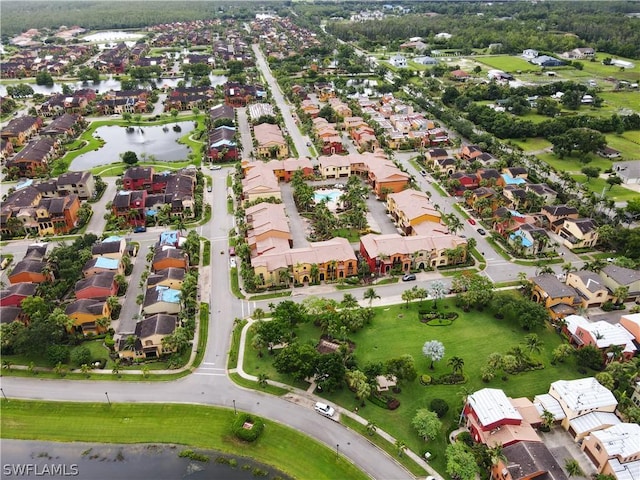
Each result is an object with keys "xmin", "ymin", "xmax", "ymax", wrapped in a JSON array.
[
  {"xmin": 548, "ymin": 378, "xmax": 618, "ymax": 431},
  {"xmin": 91, "ymin": 237, "xmax": 127, "ymax": 260},
  {"xmin": 241, "ymin": 162, "xmax": 281, "ymax": 203},
  {"xmin": 117, "ymin": 314, "xmax": 178, "ymax": 359},
  {"xmin": 318, "ymin": 154, "xmax": 353, "ymax": 179},
  {"xmin": 559, "ymin": 218, "xmax": 598, "ymax": 249},
  {"xmin": 599, "ymin": 265, "xmax": 640, "ymax": 302},
  {"xmin": 146, "ymin": 267, "xmax": 185, "ymax": 290},
  {"xmin": 142, "ymin": 286, "xmax": 181, "ymax": 316},
  {"xmin": 566, "ymin": 271, "xmax": 610, "ymax": 308},
  {"xmin": 386, "ymin": 189, "xmax": 442, "ymax": 235},
  {"xmin": 246, "ymin": 202, "xmax": 292, "ymax": 255},
  {"xmin": 581, "ymin": 423, "xmax": 640, "ymax": 477},
  {"xmin": 253, "ymin": 123, "xmax": 288, "ymax": 159}
]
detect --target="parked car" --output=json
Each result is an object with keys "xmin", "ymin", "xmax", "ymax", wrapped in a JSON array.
[
  {"xmin": 306, "ymin": 141, "xmax": 312, "ymax": 147},
  {"xmin": 468, "ymin": 218, "xmax": 476, "ymax": 226},
  {"xmin": 477, "ymin": 228, "xmax": 486, "ymax": 236},
  {"xmin": 420, "ymin": 170, "xmax": 427, "ymax": 177},
  {"xmin": 229, "ymin": 257, "xmax": 237, "ymax": 268},
  {"xmin": 133, "ymin": 226, "xmax": 146, "ymax": 233},
  {"xmin": 402, "ymin": 273, "xmax": 416, "ymax": 282},
  {"xmin": 314, "ymin": 402, "xmax": 335, "ymax": 417},
  {"xmin": 210, "ymin": 165, "xmax": 222, "ymax": 170},
  {"xmin": 207, "ymin": 185, "xmax": 212, "ymax": 192}
]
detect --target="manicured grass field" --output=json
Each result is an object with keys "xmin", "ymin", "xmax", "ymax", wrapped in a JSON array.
[
  {"xmin": 511, "ymin": 137, "xmax": 552, "ymax": 152},
  {"xmin": 605, "ymin": 131, "xmax": 640, "ymax": 159},
  {"xmin": 600, "ymin": 91, "xmax": 640, "ymax": 114},
  {"xmin": 0, "ymin": 400, "xmax": 367, "ymax": 480},
  {"xmin": 243, "ymin": 297, "xmax": 586, "ymax": 476},
  {"xmin": 575, "ymin": 55, "xmax": 640, "ymax": 83},
  {"xmin": 475, "ymin": 55, "xmax": 540, "ymax": 73},
  {"xmin": 536, "ymin": 151, "xmax": 611, "ymax": 174},
  {"xmin": 570, "ymin": 174, "xmax": 640, "ymax": 201}
]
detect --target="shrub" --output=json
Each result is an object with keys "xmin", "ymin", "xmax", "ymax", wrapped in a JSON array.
[
  {"xmin": 420, "ymin": 374, "xmax": 432, "ymax": 385},
  {"xmin": 71, "ymin": 346, "xmax": 91, "ymax": 367},
  {"xmin": 46, "ymin": 345, "xmax": 69, "ymax": 366},
  {"xmin": 430, "ymin": 398, "xmax": 449, "ymax": 418},
  {"xmin": 457, "ymin": 431, "xmax": 473, "ymax": 447},
  {"xmin": 368, "ymin": 395, "xmax": 389, "ymax": 409},
  {"xmin": 178, "ymin": 450, "xmax": 209, "ymax": 462},
  {"xmin": 232, "ymin": 413, "xmax": 265, "ymax": 442},
  {"xmin": 387, "ymin": 398, "xmax": 400, "ymax": 410}
]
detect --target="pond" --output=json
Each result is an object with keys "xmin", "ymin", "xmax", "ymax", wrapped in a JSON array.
[
  {"xmin": 68, "ymin": 122, "xmax": 195, "ymax": 171},
  {"xmin": 1, "ymin": 440, "xmax": 291, "ymax": 480},
  {"xmin": 0, "ymin": 74, "xmax": 227, "ymax": 97}
]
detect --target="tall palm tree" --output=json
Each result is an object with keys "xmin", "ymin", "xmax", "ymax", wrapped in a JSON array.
[
  {"xmin": 524, "ymin": 334, "xmax": 544, "ymax": 354},
  {"xmin": 363, "ymin": 287, "xmax": 380, "ymax": 307},
  {"xmin": 488, "ymin": 444, "xmax": 507, "ymax": 467}
]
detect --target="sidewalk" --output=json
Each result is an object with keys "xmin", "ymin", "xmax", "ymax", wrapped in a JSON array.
[{"xmin": 234, "ymin": 317, "xmax": 443, "ymax": 480}]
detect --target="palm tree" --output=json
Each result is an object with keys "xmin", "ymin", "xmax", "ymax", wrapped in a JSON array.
[
  {"xmin": 141, "ymin": 365, "xmax": 150, "ymax": 379},
  {"xmin": 341, "ymin": 293, "xmax": 359, "ymax": 309},
  {"xmin": 257, "ymin": 373, "xmax": 269, "ymax": 388},
  {"xmin": 540, "ymin": 409, "xmax": 555, "ymax": 430},
  {"xmin": 363, "ymin": 287, "xmax": 380, "ymax": 306},
  {"xmin": 395, "ymin": 440, "xmax": 406, "ymax": 458},
  {"xmin": 252, "ymin": 308, "xmax": 266, "ymax": 321},
  {"xmin": 564, "ymin": 459, "xmax": 584, "ymax": 478},
  {"xmin": 524, "ymin": 334, "xmax": 543, "ymax": 354},
  {"xmin": 366, "ymin": 421, "xmax": 377, "ymax": 436},
  {"xmin": 613, "ymin": 286, "xmax": 629, "ymax": 305},
  {"xmin": 112, "ymin": 359, "xmax": 121, "ymax": 377},
  {"xmin": 80, "ymin": 364, "xmax": 91, "ymax": 378},
  {"xmin": 488, "ymin": 444, "xmax": 507, "ymax": 467},
  {"xmin": 448, "ymin": 356, "xmax": 465, "ymax": 377}
]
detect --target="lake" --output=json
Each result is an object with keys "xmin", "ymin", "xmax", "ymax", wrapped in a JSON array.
[
  {"xmin": 68, "ymin": 122, "xmax": 195, "ymax": 171},
  {"xmin": 1, "ymin": 440, "xmax": 291, "ymax": 480}
]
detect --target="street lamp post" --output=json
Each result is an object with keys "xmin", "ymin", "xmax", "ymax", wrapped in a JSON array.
[
  {"xmin": 233, "ymin": 399, "xmax": 237, "ymax": 415},
  {"xmin": 0, "ymin": 388, "xmax": 7, "ymax": 401},
  {"xmin": 105, "ymin": 392, "xmax": 111, "ymax": 406},
  {"xmin": 336, "ymin": 444, "xmax": 339, "ymax": 459}
]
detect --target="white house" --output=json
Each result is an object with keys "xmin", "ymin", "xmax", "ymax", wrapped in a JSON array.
[
  {"xmin": 548, "ymin": 378, "xmax": 618, "ymax": 431},
  {"xmin": 389, "ymin": 55, "xmax": 407, "ymax": 68},
  {"xmin": 522, "ymin": 49, "xmax": 539, "ymax": 59}
]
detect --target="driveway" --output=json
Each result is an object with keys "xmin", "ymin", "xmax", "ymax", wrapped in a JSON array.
[
  {"xmin": 279, "ymin": 182, "xmax": 310, "ymax": 248},
  {"xmin": 538, "ymin": 428, "xmax": 595, "ymax": 479},
  {"xmin": 236, "ymin": 106, "xmax": 254, "ymax": 156},
  {"xmin": 84, "ymin": 181, "xmax": 118, "ymax": 235}
]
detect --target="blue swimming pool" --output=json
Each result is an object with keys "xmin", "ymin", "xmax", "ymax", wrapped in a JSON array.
[{"xmin": 314, "ymin": 188, "xmax": 342, "ymax": 203}]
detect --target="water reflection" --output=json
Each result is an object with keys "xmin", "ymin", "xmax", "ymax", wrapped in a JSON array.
[
  {"xmin": 0, "ymin": 74, "xmax": 226, "ymax": 96},
  {"xmin": 69, "ymin": 122, "xmax": 195, "ymax": 171}
]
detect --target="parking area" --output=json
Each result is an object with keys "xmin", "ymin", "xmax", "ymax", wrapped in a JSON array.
[{"xmin": 538, "ymin": 428, "xmax": 596, "ymax": 478}]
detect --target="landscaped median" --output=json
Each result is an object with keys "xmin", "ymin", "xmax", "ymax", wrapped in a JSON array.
[{"xmin": 0, "ymin": 400, "xmax": 368, "ymax": 480}]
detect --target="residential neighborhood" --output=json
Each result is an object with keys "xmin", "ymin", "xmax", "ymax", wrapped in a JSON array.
[{"xmin": 1, "ymin": 2, "xmax": 639, "ymax": 480}]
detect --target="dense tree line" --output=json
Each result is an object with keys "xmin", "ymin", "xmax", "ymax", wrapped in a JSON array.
[{"xmin": 325, "ymin": 1, "xmax": 640, "ymax": 59}]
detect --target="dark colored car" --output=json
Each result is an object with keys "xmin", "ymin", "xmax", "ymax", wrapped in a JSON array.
[
  {"xmin": 133, "ymin": 226, "xmax": 147, "ymax": 233},
  {"xmin": 477, "ymin": 228, "xmax": 486, "ymax": 236},
  {"xmin": 402, "ymin": 273, "xmax": 417, "ymax": 282}
]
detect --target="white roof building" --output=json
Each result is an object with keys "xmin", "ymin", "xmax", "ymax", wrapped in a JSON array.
[
  {"xmin": 549, "ymin": 378, "xmax": 618, "ymax": 424},
  {"xmin": 467, "ymin": 388, "xmax": 523, "ymax": 427},
  {"xmin": 533, "ymin": 394, "xmax": 566, "ymax": 421},
  {"xmin": 569, "ymin": 411, "xmax": 620, "ymax": 437},
  {"xmin": 590, "ymin": 423, "xmax": 640, "ymax": 459}
]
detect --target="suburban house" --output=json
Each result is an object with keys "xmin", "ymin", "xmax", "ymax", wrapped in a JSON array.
[
  {"xmin": 464, "ymin": 388, "xmax": 541, "ymax": 447},
  {"xmin": 563, "ymin": 315, "xmax": 637, "ymax": 363},
  {"xmin": 548, "ymin": 378, "xmax": 618, "ymax": 432},
  {"xmin": 91, "ymin": 237, "xmax": 127, "ymax": 260},
  {"xmin": 65, "ymin": 299, "xmax": 110, "ymax": 335},
  {"xmin": 55, "ymin": 171, "xmax": 95, "ymax": 200},
  {"xmin": 599, "ymin": 265, "xmax": 640, "ymax": 303},
  {"xmin": 366, "ymin": 158, "xmax": 411, "ymax": 199},
  {"xmin": 491, "ymin": 442, "xmax": 568, "ymax": 480},
  {"xmin": 613, "ymin": 161, "xmax": 640, "ymax": 184},
  {"xmin": 389, "ymin": 54, "xmax": 407, "ymax": 68},
  {"xmin": 360, "ymin": 232, "xmax": 467, "ymax": 273},
  {"xmin": 241, "ymin": 162, "xmax": 281, "ymax": 203},
  {"xmin": 508, "ymin": 223, "xmax": 550, "ymax": 256},
  {"xmin": 117, "ymin": 314, "xmax": 178, "ymax": 359},
  {"xmin": 0, "ymin": 283, "xmax": 37, "ymax": 307},
  {"xmin": 566, "ymin": 271, "xmax": 610, "ymax": 308},
  {"xmin": 146, "ymin": 267, "xmax": 186, "ymax": 290},
  {"xmin": 318, "ymin": 154, "xmax": 353, "ymax": 179},
  {"xmin": 559, "ymin": 218, "xmax": 599, "ymax": 249},
  {"xmin": 0, "ymin": 115, "xmax": 43, "ymax": 147},
  {"xmin": 581, "ymin": 423, "xmax": 640, "ymax": 479},
  {"xmin": 82, "ymin": 256, "xmax": 123, "ymax": 278},
  {"xmin": 152, "ymin": 247, "xmax": 188, "ymax": 272},
  {"xmin": 0, "ymin": 306, "xmax": 28, "ymax": 325},
  {"xmin": 209, "ymin": 103, "xmax": 235, "ymax": 123},
  {"xmin": 246, "ymin": 202, "xmax": 293, "ymax": 255},
  {"xmin": 620, "ymin": 313, "xmax": 640, "ymax": 345},
  {"xmin": 142, "ymin": 286, "xmax": 181, "ymax": 315},
  {"xmin": 208, "ymin": 125, "xmax": 238, "ymax": 162},
  {"xmin": 111, "ymin": 190, "xmax": 147, "ymax": 227},
  {"xmin": 224, "ymin": 82, "xmax": 264, "ymax": 107},
  {"xmin": 250, "ymin": 237, "xmax": 357, "ymax": 287},
  {"xmin": 386, "ymin": 189, "xmax": 442, "ymax": 235},
  {"xmin": 530, "ymin": 274, "xmax": 580, "ymax": 320},
  {"xmin": 40, "ymin": 113, "xmax": 84, "ymax": 137},
  {"xmin": 259, "ymin": 158, "xmax": 314, "ymax": 182},
  {"xmin": 122, "ymin": 166, "xmax": 154, "ymax": 191},
  {"xmin": 5, "ymin": 137, "xmax": 58, "ymax": 177},
  {"xmin": 253, "ymin": 123, "xmax": 288, "ymax": 159},
  {"xmin": 540, "ymin": 205, "xmax": 579, "ymax": 233},
  {"xmin": 8, "ymin": 259, "xmax": 50, "ymax": 284},
  {"xmin": 74, "ymin": 272, "xmax": 118, "ymax": 300}
]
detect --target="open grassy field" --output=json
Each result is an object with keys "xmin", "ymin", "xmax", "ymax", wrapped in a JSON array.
[
  {"xmin": 599, "ymin": 91, "xmax": 640, "ymax": 114},
  {"xmin": 605, "ymin": 131, "xmax": 640, "ymax": 159},
  {"xmin": 575, "ymin": 55, "xmax": 640, "ymax": 83},
  {"xmin": 569, "ymin": 174, "xmax": 640, "ymax": 202},
  {"xmin": 243, "ymin": 297, "xmax": 586, "ymax": 476},
  {"xmin": 511, "ymin": 137, "xmax": 552, "ymax": 152},
  {"xmin": 0, "ymin": 400, "xmax": 368, "ymax": 480},
  {"xmin": 537, "ymin": 151, "xmax": 612, "ymax": 173},
  {"xmin": 475, "ymin": 55, "xmax": 540, "ymax": 73}
]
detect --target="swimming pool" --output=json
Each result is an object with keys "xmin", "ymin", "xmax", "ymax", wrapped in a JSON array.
[{"xmin": 314, "ymin": 188, "xmax": 342, "ymax": 204}]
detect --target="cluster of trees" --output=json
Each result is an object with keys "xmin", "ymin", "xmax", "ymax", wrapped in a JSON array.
[
  {"xmin": 324, "ymin": 2, "xmax": 640, "ymax": 59},
  {"xmin": 450, "ymin": 272, "xmax": 495, "ymax": 311},
  {"xmin": 490, "ymin": 293, "xmax": 551, "ymax": 330},
  {"xmin": 480, "ymin": 334, "xmax": 545, "ymax": 382}
]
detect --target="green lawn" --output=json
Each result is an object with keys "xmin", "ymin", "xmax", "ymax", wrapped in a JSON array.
[
  {"xmin": 536, "ymin": 151, "xmax": 611, "ymax": 173},
  {"xmin": 242, "ymin": 297, "xmax": 585, "ymax": 476},
  {"xmin": 576, "ymin": 55, "xmax": 640, "ymax": 83},
  {"xmin": 605, "ymin": 131, "xmax": 640, "ymax": 159},
  {"xmin": 0, "ymin": 400, "xmax": 368, "ymax": 480},
  {"xmin": 570, "ymin": 174, "xmax": 640, "ymax": 201},
  {"xmin": 599, "ymin": 92, "xmax": 640, "ymax": 114},
  {"xmin": 475, "ymin": 55, "xmax": 540, "ymax": 73},
  {"xmin": 511, "ymin": 137, "xmax": 552, "ymax": 153}
]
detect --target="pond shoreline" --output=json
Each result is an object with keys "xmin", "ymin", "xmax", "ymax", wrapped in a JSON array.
[{"xmin": 1, "ymin": 439, "xmax": 292, "ymax": 480}]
